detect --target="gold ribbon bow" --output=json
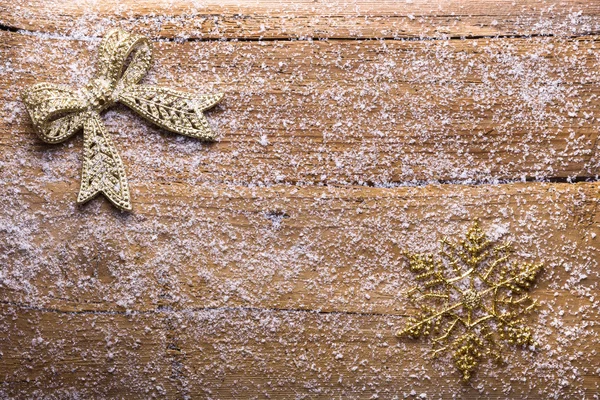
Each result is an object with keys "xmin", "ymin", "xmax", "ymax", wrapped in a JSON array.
[{"xmin": 21, "ymin": 29, "xmax": 223, "ymax": 210}]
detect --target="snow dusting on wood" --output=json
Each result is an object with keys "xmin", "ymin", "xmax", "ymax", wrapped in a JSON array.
[{"xmin": 0, "ymin": 1, "xmax": 599, "ymax": 398}]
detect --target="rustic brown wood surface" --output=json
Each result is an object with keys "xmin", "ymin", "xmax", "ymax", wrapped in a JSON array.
[
  {"xmin": 2, "ymin": 0, "xmax": 600, "ymax": 39},
  {"xmin": 2, "ymin": 31, "xmax": 600, "ymax": 185},
  {"xmin": 1, "ymin": 0, "xmax": 599, "ymax": 399}
]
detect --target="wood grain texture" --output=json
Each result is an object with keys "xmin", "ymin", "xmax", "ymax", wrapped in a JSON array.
[
  {"xmin": 1, "ymin": 306, "xmax": 598, "ymax": 399},
  {"xmin": 2, "ymin": 30, "xmax": 600, "ymax": 187},
  {"xmin": 1, "ymin": 182, "xmax": 599, "ymax": 397},
  {"xmin": 1, "ymin": 0, "xmax": 600, "ymax": 398},
  {"xmin": 2, "ymin": 0, "xmax": 600, "ymax": 40},
  {"xmin": 2, "ymin": 182, "xmax": 598, "ymax": 314}
]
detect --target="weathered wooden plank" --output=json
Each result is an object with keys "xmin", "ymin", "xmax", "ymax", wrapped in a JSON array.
[
  {"xmin": 2, "ymin": 0, "xmax": 600, "ymax": 40},
  {"xmin": 1, "ymin": 304, "xmax": 598, "ymax": 398},
  {"xmin": 1, "ymin": 182, "xmax": 597, "ymax": 316},
  {"xmin": 2, "ymin": 31, "xmax": 600, "ymax": 186},
  {"xmin": 0, "ymin": 306, "xmax": 176, "ymax": 398}
]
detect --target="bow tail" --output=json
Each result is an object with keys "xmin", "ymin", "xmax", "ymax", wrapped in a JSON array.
[
  {"xmin": 118, "ymin": 85, "xmax": 223, "ymax": 140},
  {"xmin": 77, "ymin": 112, "xmax": 132, "ymax": 210}
]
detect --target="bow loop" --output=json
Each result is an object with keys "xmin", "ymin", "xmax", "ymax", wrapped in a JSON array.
[
  {"xmin": 119, "ymin": 86, "xmax": 224, "ymax": 140},
  {"xmin": 21, "ymin": 83, "xmax": 88, "ymax": 143},
  {"xmin": 95, "ymin": 29, "xmax": 152, "ymax": 91}
]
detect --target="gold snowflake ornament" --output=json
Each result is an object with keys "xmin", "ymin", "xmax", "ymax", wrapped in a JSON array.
[
  {"xmin": 21, "ymin": 29, "xmax": 223, "ymax": 210},
  {"xmin": 396, "ymin": 221, "xmax": 542, "ymax": 381}
]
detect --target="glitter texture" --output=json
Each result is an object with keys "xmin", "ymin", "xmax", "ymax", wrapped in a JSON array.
[{"xmin": 396, "ymin": 221, "xmax": 543, "ymax": 381}]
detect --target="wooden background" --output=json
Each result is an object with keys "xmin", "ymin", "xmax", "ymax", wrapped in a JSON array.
[{"xmin": 0, "ymin": 0, "xmax": 599, "ymax": 398}]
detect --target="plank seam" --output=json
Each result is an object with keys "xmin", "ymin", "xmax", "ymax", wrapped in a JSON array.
[
  {"xmin": 3, "ymin": 22, "xmax": 600, "ymax": 43},
  {"xmin": 0, "ymin": 299, "xmax": 406, "ymax": 318}
]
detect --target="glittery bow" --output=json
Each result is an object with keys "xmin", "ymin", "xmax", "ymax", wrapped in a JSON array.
[{"xmin": 21, "ymin": 29, "xmax": 223, "ymax": 210}]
